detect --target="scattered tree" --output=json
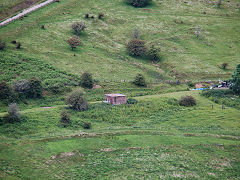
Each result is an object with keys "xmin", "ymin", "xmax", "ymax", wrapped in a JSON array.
[
  {"xmin": 230, "ymin": 64, "xmax": 240, "ymax": 95},
  {"xmin": 72, "ymin": 22, "xmax": 86, "ymax": 35},
  {"xmin": 85, "ymin": 14, "xmax": 89, "ymax": 18},
  {"xmin": 83, "ymin": 122, "xmax": 91, "ymax": 129},
  {"xmin": 60, "ymin": 110, "xmax": 71, "ymax": 127},
  {"xmin": 0, "ymin": 81, "xmax": 15, "ymax": 103},
  {"xmin": 11, "ymin": 40, "xmax": 17, "ymax": 44},
  {"xmin": 41, "ymin": 25, "xmax": 45, "ymax": 29},
  {"xmin": 16, "ymin": 42, "xmax": 21, "ymax": 49},
  {"xmin": 179, "ymin": 96, "xmax": 196, "ymax": 107},
  {"xmin": 80, "ymin": 72, "xmax": 93, "ymax": 89},
  {"xmin": 67, "ymin": 36, "xmax": 81, "ymax": 50},
  {"xmin": 126, "ymin": 0, "xmax": 152, "ymax": 7},
  {"xmin": 0, "ymin": 40, "xmax": 6, "ymax": 50},
  {"xmin": 5, "ymin": 103, "xmax": 21, "ymax": 123},
  {"xmin": 98, "ymin": 13, "xmax": 104, "ymax": 19},
  {"xmin": 147, "ymin": 44, "xmax": 160, "ymax": 61},
  {"xmin": 13, "ymin": 79, "xmax": 30, "ymax": 97},
  {"xmin": 133, "ymin": 73, "xmax": 147, "ymax": 87},
  {"xmin": 66, "ymin": 89, "xmax": 88, "ymax": 111},
  {"xmin": 127, "ymin": 39, "xmax": 146, "ymax": 56},
  {"xmin": 28, "ymin": 78, "xmax": 43, "ymax": 98}
]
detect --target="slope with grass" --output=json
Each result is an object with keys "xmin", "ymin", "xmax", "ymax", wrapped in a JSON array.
[
  {"xmin": 0, "ymin": 91, "xmax": 240, "ymax": 179},
  {"xmin": 0, "ymin": 0, "xmax": 239, "ymax": 83},
  {"xmin": 0, "ymin": 0, "xmax": 240, "ymax": 179}
]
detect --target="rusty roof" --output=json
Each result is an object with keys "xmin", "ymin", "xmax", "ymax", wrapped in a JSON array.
[{"xmin": 105, "ymin": 93, "xmax": 126, "ymax": 97}]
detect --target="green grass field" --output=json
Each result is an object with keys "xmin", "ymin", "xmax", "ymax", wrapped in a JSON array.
[
  {"xmin": 0, "ymin": 91, "xmax": 240, "ymax": 179},
  {"xmin": 0, "ymin": 0, "xmax": 240, "ymax": 82},
  {"xmin": 0, "ymin": 0, "xmax": 240, "ymax": 179}
]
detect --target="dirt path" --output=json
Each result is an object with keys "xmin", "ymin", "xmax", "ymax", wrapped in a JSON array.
[{"xmin": 0, "ymin": 0, "xmax": 55, "ymax": 27}]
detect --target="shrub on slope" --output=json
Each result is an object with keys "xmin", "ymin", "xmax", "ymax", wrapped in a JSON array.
[{"xmin": 0, "ymin": 53, "xmax": 79, "ymax": 91}]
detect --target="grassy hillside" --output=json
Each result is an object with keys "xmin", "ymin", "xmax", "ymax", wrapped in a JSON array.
[
  {"xmin": 0, "ymin": 0, "xmax": 239, "ymax": 83},
  {"xmin": 0, "ymin": 91, "xmax": 240, "ymax": 179},
  {"xmin": 0, "ymin": 0, "xmax": 240, "ymax": 179}
]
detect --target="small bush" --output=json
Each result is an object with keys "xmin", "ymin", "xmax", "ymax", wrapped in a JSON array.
[
  {"xmin": 167, "ymin": 98, "xmax": 179, "ymax": 106},
  {"xmin": 60, "ymin": 110, "xmax": 71, "ymax": 127},
  {"xmin": 127, "ymin": 39, "xmax": 146, "ymax": 56},
  {"xmin": 11, "ymin": 40, "xmax": 17, "ymax": 44},
  {"xmin": 41, "ymin": 25, "xmax": 45, "ymax": 29},
  {"xmin": 72, "ymin": 22, "xmax": 87, "ymax": 35},
  {"xmin": 83, "ymin": 122, "xmax": 91, "ymax": 129},
  {"xmin": 127, "ymin": 98, "xmax": 138, "ymax": 104},
  {"xmin": 0, "ymin": 40, "xmax": 6, "ymax": 50},
  {"xmin": 13, "ymin": 79, "xmax": 30, "ymax": 97},
  {"xmin": 28, "ymin": 78, "xmax": 43, "ymax": 98},
  {"xmin": 187, "ymin": 81, "xmax": 195, "ymax": 88},
  {"xmin": 147, "ymin": 44, "xmax": 160, "ymax": 61},
  {"xmin": 133, "ymin": 73, "xmax": 147, "ymax": 87},
  {"xmin": 5, "ymin": 103, "xmax": 21, "ymax": 123},
  {"xmin": 0, "ymin": 81, "xmax": 15, "ymax": 103},
  {"xmin": 66, "ymin": 89, "xmax": 88, "ymax": 111},
  {"xmin": 220, "ymin": 62, "xmax": 228, "ymax": 70},
  {"xmin": 80, "ymin": 72, "xmax": 93, "ymax": 89},
  {"xmin": 179, "ymin": 96, "xmax": 196, "ymax": 107},
  {"xmin": 16, "ymin": 42, "xmax": 21, "ymax": 49},
  {"xmin": 126, "ymin": 0, "xmax": 152, "ymax": 7},
  {"xmin": 98, "ymin": 13, "xmax": 104, "ymax": 19},
  {"xmin": 67, "ymin": 36, "xmax": 81, "ymax": 51},
  {"xmin": 85, "ymin": 14, "xmax": 89, "ymax": 18}
]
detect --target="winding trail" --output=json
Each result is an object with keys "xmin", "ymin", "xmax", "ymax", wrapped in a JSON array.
[{"xmin": 0, "ymin": 0, "xmax": 55, "ymax": 27}]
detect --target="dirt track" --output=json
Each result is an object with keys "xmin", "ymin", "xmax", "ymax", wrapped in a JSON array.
[{"xmin": 0, "ymin": 0, "xmax": 55, "ymax": 27}]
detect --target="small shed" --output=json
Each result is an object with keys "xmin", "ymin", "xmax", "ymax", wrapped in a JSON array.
[{"xmin": 105, "ymin": 94, "xmax": 127, "ymax": 105}]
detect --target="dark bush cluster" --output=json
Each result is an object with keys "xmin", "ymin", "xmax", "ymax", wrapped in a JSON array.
[
  {"xmin": 127, "ymin": 29, "xmax": 160, "ymax": 61},
  {"xmin": 60, "ymin": 110, "xmax": 71, "ymax": 127},
  {"xmin": 66, "ymin": 89, "xmax": 88, "ymax": 111},
  {"xmin": 80, "ymin": 72, "xmax": 93, "ymax": 89},
  {"xmin": 179, "ymin": 96, "xmax": 196, "ymax": 107},
  {"xmin": 133, "ymin": 73, "xmax": 147, "ymax": 87},
  {"xmin": 0, "ymin": 78, "xmax": 43, "ymax": 103},
  {"xmin": 13, "ymin": 78, "xmax": 43, "ymax": 99},
  {"xmin": 126, "ymin": 0, "xmax": 152, "ymax": 7}
]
